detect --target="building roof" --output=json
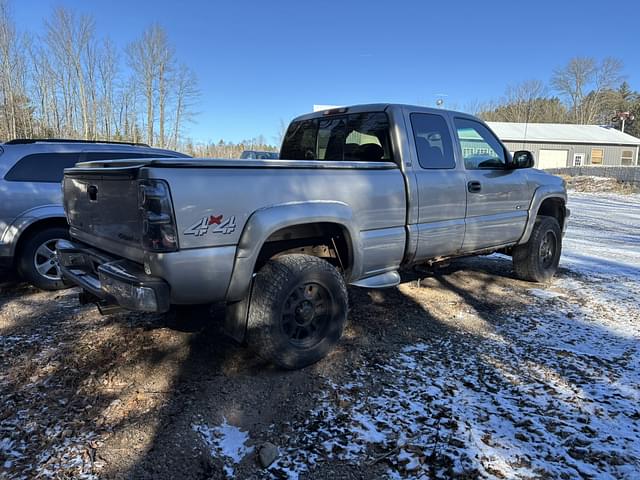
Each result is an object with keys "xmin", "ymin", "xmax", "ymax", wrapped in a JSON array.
[{"xmin": 487, "ymin": 122, "xmax": 640, "ymax": 146}]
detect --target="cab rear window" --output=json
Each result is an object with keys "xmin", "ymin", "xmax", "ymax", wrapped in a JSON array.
[{"xmin": 280, "ymin": 112, "xmax": 393, "ymax": 162}]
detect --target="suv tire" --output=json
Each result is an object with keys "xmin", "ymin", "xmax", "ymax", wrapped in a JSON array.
[
  {"xmin": 17, "ymin": 227, "xmax": 70, "ymax": 291},
  {"xmin": 512, "ymin": 216, "xmax": 562, "ymax": 283},
  {"xmin": 246, "ymin": 254, "xmax": 348, "ymax": 369}
]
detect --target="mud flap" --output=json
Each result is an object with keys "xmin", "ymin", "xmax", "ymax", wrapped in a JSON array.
[{"xmin": 223, "ymin": 279, "xmax": 253, "ymax": 343}]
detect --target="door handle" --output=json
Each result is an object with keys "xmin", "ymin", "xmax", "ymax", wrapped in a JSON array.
[{"xmin": 467, "ymin": 181, "xmax": 482, "ymax": 193}]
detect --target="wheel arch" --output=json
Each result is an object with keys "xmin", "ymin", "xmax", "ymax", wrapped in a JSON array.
[
  {"xmin": 518, "ymin": 187, "xmax": 567, "ymax": 245},
  {"xmin": 537, "ymin": 197, "xmax": 566, "ymax": 228},
  {"xmin": 5, "ymin": 209, "xmax": 68, "ymax": 263},
  {"xmin": 225, "ymin": 201, "xmax": 361, "ymax": 303}
]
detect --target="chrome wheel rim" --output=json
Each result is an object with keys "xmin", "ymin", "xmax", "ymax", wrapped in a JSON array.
[{"xmin": 34, "ymin": 239, "xmax": 63, "ymax": 281}]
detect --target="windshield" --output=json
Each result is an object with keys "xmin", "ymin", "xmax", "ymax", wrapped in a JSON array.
[{"xmin": 280, "ymin": 112, "xmax": 393, "ymax": 162}]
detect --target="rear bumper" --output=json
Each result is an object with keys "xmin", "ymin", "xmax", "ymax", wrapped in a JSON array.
[{"xmin": 56, "ymin": 239, "xmax": 170, "ymax": 313}]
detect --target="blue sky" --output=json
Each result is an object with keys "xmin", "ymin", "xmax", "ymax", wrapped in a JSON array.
[{"xmin": 12, "ymin": 0, "xmax": 640, "ymax": 145}]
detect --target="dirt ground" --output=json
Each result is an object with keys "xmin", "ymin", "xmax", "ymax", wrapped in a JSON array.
[{"xmin": 1, "ymin": 191, "xmax": 639, "ymax": 479}]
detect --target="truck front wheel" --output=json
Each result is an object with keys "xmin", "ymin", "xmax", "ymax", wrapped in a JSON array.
[
  {"xmin": 246, "ymin": 254, "xmax": 348, "ymax": 369},
  {"xmin": 512, "ymin": 216, "xmax": 562, "ymax": 283}
]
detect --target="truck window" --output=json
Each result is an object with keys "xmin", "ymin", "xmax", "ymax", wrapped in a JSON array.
[
  {"xmin": 317, "ymin": 117, "xmax": 347, "ymax": 160},
  {"xmin": 410, "ymin": 113, "xmax": 455, "ymax": 169},
  {"xmin": 280, "ymin": 112, "xmax": 392, "ymax": 162},
  {"xmin": 454, "ymin": 118, "xmax": 506, "ymax": 170}
]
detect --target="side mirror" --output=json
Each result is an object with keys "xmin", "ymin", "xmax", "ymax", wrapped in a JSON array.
[{"xmin": 510, "ymin": 150, "xmax": 534, "ymax": 169}]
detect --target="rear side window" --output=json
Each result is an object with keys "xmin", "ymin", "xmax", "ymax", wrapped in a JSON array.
[
  {"xmin": 410, "ymin": 113, "xmax": 455, "ymax": 169},
  {"xmin": 280, "ymin": 112, "xmax": 392, "ymax": 162},
  {"xmin": 4, "ymin": 151, "xmax": 174, "ymax": 183},
  {"xmin": 4, "ymin": 153, "xmax": 82, "ymax": 183}
]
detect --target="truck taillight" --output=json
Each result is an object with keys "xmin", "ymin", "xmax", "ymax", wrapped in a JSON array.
[{"xmin": 138, "ymin": 179, "xmax": 178, "ymax": 252}]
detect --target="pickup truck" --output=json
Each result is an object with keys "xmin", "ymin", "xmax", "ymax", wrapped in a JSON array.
[{"xmin": 57, "ymin": 104, "xmax": 568, "ymax": 369}]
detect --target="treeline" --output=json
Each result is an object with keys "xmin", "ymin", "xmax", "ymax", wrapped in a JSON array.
[
  {"xmin": 475, "ymin": 57, "xmax": 640, "ymax": 138},
  {"xmin": 183, "ymin": 136, "xmax": 278, "ymax": 158},
  {"xmin": 0, "ymin": 0, "xmax": 202, "ymax": 150}
]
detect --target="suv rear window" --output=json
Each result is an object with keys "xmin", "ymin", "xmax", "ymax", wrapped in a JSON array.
[
  {"xmin": 280, "ymin": 112, "xmax": 392, "ymax": 162},
  {"xmin": 4, "ymin": 153, "xmax": 83, "ymax": 183},
  {"xmin": 4, "ymin": 151, "xmax": 172, "ymax": 183}
]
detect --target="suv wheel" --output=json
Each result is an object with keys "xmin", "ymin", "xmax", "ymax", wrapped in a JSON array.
[
  {"xmin": 17, "ymin": 227, "xmax": 71, "ymax": 291},
  {"xmin": 246, "ymin": 254, "xmax": 348, "ymax": 369},
  {"xmin": 512, "ymin": 216, "xmax": 562, "ymax": 283}
]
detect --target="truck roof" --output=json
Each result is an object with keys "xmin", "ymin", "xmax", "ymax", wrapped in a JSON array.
[{"xmin": 293, "ymin": 103, "xmax": 475, "ymax": 122}]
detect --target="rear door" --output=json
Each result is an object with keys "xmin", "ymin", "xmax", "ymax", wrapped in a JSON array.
[
  {"xmin": 454, "ymin": 118, "xmax": 531, "ymax": 251},
  {"xmin": 410, "ymin": 112, "xmax": 467, "ymax": 261},
  {"xmin": 1, "ymin": 151, "xmax": 82, "ymax": 226}
]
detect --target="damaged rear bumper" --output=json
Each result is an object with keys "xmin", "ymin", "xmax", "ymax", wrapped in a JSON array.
[{"xmin": 56, "ymin": 239, "xmax": 170, "ymax": 313}]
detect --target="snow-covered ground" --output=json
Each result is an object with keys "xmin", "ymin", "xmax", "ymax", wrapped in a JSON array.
[{"xmin": 198, "ymin": 191, "xmax": 640, "ymax": 479}]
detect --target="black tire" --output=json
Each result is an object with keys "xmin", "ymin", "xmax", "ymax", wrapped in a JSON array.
[
  {"xmin": 246, "ymin": 254, "xmax": 348, "ymax": 369},
  {"xmin": 512, "ymin": 216, "xmax": 562, "ymax": 283},
  {"xmin": 17, "ymin": 227, "xmax": 70, "ymax": 291}
]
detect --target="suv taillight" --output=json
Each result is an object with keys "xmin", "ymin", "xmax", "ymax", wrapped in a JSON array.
[{"xmin": 138, "ymin": 179, "xmax": 178, "ymax": 252}]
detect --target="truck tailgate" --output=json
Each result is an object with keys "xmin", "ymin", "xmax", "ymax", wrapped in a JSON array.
[{"xmin": 63, "ymin": 169, "xmax": 142, "ymax": 257}]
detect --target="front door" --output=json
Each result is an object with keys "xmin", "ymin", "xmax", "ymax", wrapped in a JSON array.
[
  {"xmin": 454, "ymin": 118, "xmax": 531, "ymax": 252},
  {"xmin": 410, "ymin": 112, "xmax": 467, "ymax": 261}
]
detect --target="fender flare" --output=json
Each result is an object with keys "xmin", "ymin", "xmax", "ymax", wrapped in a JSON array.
[
  {"xmin": 1, "ymin": 205, "xmax": 67, "ymax": 257},
  {"xmin": 518, "ymin": 186, "xmax": 567, "ymax": 245},
  {"xmin": 225, "ymin": 201, "xmax": 361, "ymax": 303}
]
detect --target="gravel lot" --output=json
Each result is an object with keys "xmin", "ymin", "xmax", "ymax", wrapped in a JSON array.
[{"xmin": 1, "ymin": 190, "xmax": 639, "ymax": 479}]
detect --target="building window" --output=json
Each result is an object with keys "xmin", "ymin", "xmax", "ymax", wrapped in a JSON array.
[
  {"xmin": 621, "ymin": 150, "xmax": 634, "ymax": 165},
  {"xmin": 573, "ymin": 153, "xmax": 585, "ymax": 166},
  {"xmin": 591, "ymin": 148, "xmax": 603, "ymax": 165}
]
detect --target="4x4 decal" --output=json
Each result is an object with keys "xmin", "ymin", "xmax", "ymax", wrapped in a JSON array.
[{"xmin": 184, "ymin": 214, "xmax": 236, "ymax": 236}]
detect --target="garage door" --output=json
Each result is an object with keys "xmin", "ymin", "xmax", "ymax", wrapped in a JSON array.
[{"xmin": 537, "ymin": 149, "xmax": 568, "ymax": 169}]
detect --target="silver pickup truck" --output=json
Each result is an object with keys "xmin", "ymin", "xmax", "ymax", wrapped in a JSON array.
[{"xmin": 58, "ymin": 104, "xmax": 568, "ymax": 369}]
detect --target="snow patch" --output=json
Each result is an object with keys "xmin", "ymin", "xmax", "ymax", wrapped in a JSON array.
[{"xmin": 193, "ymin": 418, "xmax": 254, "ymax": 478}]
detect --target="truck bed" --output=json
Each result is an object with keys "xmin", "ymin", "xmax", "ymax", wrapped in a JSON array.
[{"xmin": 63, "ymin": 158, "xmax": 408, "ymax": 284}]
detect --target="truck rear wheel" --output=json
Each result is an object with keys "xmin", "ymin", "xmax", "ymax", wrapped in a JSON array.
[
  {"xmin": 17, "ymin": 227, "xmax": 71, "ymax": 291},
  {"xmin": 512, "ymin": 216, "xmax": 562, "ymax": 283},
  {"xmin": 246, "ymin": 254, "xmax": 348, "ymax": 369}
]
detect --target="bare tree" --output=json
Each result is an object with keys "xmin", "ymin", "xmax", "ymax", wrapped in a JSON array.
[
  {"xmin": 97, "ymin": 39, "xmax": 118, "ymax": 140},
  {"xmin": 0, "ymin": 1, "xmax": 199, "ymax": 148},
  {"xmin": 127, "ymin": 24, "xmax": 176, "ymax": 146},
  {"xmin": 0, "ymin": 0, "xmax": 26, "ymax": 139},
  {"xmin": 45, "ymin": 7, "xmax": 96, "ymax": 138},
  {"xmin": 156, "ymin": 28, "xmax": 174, "ymax": 148},
  {"xmin": 170, "ymin": 64, "xmax": 199, "ymax": 149},
  {"xmin": 127, "ymin": 27, "xmax": 158, "ymax": 145},
  {"xmin": 551, "ymin": 56, "xmax": 623, "ymax": 124}
]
